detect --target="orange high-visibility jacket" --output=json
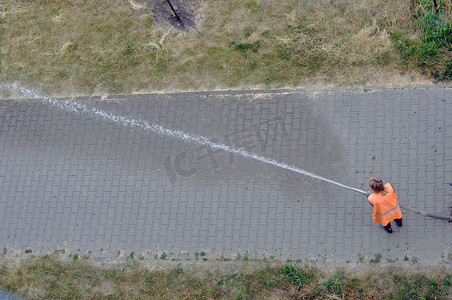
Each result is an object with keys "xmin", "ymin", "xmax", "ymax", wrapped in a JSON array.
[{"xmin": 368, "ymin": 183, "xmax": 402, "ymax": 226}]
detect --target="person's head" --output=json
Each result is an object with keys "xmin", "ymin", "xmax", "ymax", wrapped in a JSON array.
[{"xmin": 368, "ymin": 177, "xmax": 387, "ymax": 195}]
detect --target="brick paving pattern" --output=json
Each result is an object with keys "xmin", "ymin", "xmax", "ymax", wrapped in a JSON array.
[{"xmin": 0, "ymin": 86, "xmax": 451, "ymax": 264}]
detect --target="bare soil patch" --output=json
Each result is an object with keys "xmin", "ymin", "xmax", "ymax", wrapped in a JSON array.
[{"xmin": 150, "ymin": 0, "xmax": 197, "ymax": 31}]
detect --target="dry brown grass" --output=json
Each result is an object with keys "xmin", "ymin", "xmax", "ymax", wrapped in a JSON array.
[{"xmin": 0, "ymin": 0, "xmax": 433, "ymax": 98}]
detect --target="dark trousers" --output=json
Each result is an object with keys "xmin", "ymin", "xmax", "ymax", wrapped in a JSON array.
[{"xmin": 384, "ymin": 218, "xmax": 402, "ymax": 230}]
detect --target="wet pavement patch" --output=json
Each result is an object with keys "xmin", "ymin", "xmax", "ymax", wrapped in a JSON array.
[{"xmin": 150, "ymin": 0, "xmax": 197, "ymax": 31}]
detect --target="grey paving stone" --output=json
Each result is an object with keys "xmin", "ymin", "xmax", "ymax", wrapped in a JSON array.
[{"xmin": 0, "ymin": 85, "xmax": 451, "ymax": 265}]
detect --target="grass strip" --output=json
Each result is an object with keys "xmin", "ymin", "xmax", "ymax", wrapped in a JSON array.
[
  {"xmin": 0, "ymin": 0, "xmax": 447, "ymax": 98},
  {"xmin": 0, "ymin": 254, "xmax": 451, "ymax": 299}
]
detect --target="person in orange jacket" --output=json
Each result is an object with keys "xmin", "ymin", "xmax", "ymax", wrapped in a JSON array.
[{"xmin": 367, "ymin": 177, "xmax": 403, "ymax": 233}]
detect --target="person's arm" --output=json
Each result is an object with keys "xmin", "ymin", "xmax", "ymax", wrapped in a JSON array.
[
  {"xmin": 389, "ymin": 183, "xmax": 396, "ymax": 194},
  {"xmin": 368, "ymin": 195, "xmax": 374, "ymax": 207}
]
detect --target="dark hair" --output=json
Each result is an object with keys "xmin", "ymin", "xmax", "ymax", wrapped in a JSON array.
[{"xmin": 368, "ymin": 177, "xmax": 387, "ymax": 196}]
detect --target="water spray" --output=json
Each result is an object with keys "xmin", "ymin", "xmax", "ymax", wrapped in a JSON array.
[{"xmin": 2, "ymin": 83, "xmax": 451, "ymax": 222}]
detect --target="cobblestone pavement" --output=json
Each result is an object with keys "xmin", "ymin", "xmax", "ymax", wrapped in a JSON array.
[{"xmin": 0, "ymin": 85, "xmax": 451, "ymax": 265}]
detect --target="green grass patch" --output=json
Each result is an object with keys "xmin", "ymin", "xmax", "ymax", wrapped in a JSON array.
[
  {"xmin": 230, "ymin": 41, "xmax": 261, "ymax": 53},
  {"xmin": 370, "ymin": 253, "xmax": 382, "ymax": 264},
  {"xmin": 324, "ymin": 270, "xmax": 346, "ymax": 297},
  {"xmin": 390, "ymin": 0, "xmax": 451, "ymax": 80},
  {"xmin": 282, "ymin": 264, "xmax": 317, "ymax": 290},
  {"xmin": 388, "ymin": 273, "xmax": 451, "ymax": 300}
]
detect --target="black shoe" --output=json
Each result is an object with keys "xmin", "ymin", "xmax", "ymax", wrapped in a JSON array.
[
  {"xmin": 381, "ymin": 224, "xmax": 393, "ymax": 233},
  {"xmin": 395, "ymin": 220, "xmax": 402, "ymax": 227}
]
